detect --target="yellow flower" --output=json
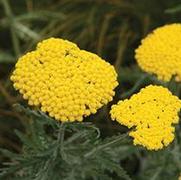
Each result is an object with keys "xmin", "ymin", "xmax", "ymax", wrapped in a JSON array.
[
  {"xmin": 135, "ymin": 23, "xmax": 181, "ymax": 82},
  {"xmin": 110, "ymin": 85, "xmax": 181, "ymax": 150},
  {"xmin": 11, "ymin": 38, "xmax": 118, "ymax": 122}
]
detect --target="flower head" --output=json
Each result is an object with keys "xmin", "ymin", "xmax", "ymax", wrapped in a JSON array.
[
  {"xmin": 110, "ymin": 85, "xmax": 181, "ymax": 150},
  {"xmin": 11, "ymin": 38, "xmax": 118, "ymax": 122},
  {"xmin": 135, "ymin": 23, "xmax": 181, "ymax": 81}
]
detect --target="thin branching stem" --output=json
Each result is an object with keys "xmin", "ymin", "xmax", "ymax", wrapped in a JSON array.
[
  {"xmin": 53, "ymin": 122, "xmax": 67, "ymax": 161},
  {"xmin": 84, "ymin": 133, "xmax": 128, "ymax": 158},
  {"xmin": 120, "ymin": 74, "xmax": 149, "ymax": 99}
]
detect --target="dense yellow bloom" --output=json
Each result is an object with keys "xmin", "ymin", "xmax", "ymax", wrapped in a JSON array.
[
  {"xmin": 110, "ymin": 85, "xmax": 181, "ymax": 150},
  {"xmin": 11, "ymin": 38, "xmax": 118, "ymax": 122},
  {"xmin": 135, "ymin": 23, "xmax": 181, "ymax": 81}
]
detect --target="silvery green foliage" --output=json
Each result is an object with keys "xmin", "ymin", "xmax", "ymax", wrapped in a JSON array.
[{"xmin": 0, "ymin": 105, "xmax": 132, "ymax": 180}]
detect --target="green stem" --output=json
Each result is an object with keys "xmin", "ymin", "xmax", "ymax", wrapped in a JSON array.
[
  {"xmin": 114, "ymin": 24, "xmax": 130, "ymax": 72},
  {"xmin": 164, "ymin": 76, "xmax": 181, "ymax": 96},
  {"xmin": 53, "ymin": 122, "xmax": 66, "ymax": 160},
  {"xmin": 175, "ymin": 84, "xmax": 181, "ymax": 97},
  {"xmin": 84, "ymin": 133, "xmax": 128, "ymax": 158},
  {"xmin": 120, "ymin": 74, "xmax": 149, "ymax": 99},
  {"xmin": 1, "ymin": 0, "xmax": 21, "ymax": 57},
  {"xmin": 97, "ymin": 14, "xmax": 111, "ymax": 56}
]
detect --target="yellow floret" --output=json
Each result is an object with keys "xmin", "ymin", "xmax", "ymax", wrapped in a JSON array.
[
  {"xmin": 11, "ymin": 38, "xmax": 118, "ymax": 122},
  {"xmin": 135, "ymin": 23, "xmax": 181, "ymax": 82},
  {"xmin": 110, "ymin": 85, "xmax": 181, "ymax": 150}
]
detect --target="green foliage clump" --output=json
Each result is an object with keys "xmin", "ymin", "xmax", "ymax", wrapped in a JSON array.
[{"xmin": 0, "ymin": 105, "xmax": 133, "ymax": 180}]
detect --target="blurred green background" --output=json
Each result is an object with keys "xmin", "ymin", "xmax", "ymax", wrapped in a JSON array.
[{"xmin": 0, "ymin": 0, "xmax": 181, "ymax": 179}]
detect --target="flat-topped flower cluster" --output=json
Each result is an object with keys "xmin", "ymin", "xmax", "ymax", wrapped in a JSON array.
[
  {"xmin": 110, "ymin": 85, "xmax": 181, "ymax": 150},
  {"xmin": 11, "ymin": 38, "xmax": 118, "ymax": 122},
  {"xmin": 135, "ymin": 24, "xmax": 181, "ymax": 81}
]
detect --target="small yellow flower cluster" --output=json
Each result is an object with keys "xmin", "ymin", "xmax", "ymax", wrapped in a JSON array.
[
  {"xmin": 11, "ymin": 38, "xmax": 118, "ymax": 122},
  {"xmin": 135, "ymin": 23, "xmax": 181, "ymax": 81},
  {"xmin": 110, "ymin": 85, "xmax": 181, "ymax": 150}
]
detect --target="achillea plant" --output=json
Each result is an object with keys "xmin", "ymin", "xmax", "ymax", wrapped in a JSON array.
[
  {"xmin": 1, "ymin": 0, "xmax": 181, "ymax": 179},
  {"xmin": 1, "ymin": 35, "xmax": 181, "ymax": 180},
  {"xmin": 1, "ymin": 38, "xmax": 132, "ymax": 180},
  {"xmin": 11, "ymin": 38, "xmax": 118, "ymax": 122},
  {"xmin": 135, "ymin": 23, "xmax": 181, "ymax": 82},
  {"xmin": 110, "ymin": 85, "xmax": 181, "ymax": 150}
]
